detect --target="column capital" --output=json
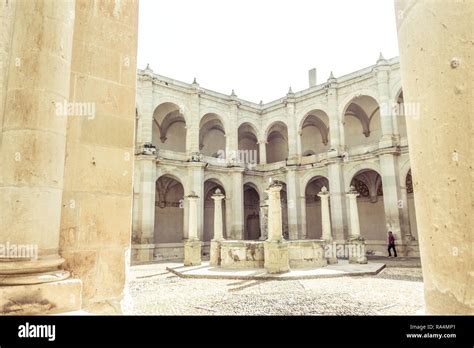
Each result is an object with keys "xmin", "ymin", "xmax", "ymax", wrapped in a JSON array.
[
  {"xmin": 317, "ymin": 186, "xmax": 330, "ymax": 198},
  {"xmin": 346, "ymin": 185, "xmax": 360, "ymax": 197},
  {"xmin": 211, "ymin": 188, "xmax": 225, "ymax": 201},
  {"xmin": 187, "ymin": 191, "xmax": 199, "ymax": 200}
]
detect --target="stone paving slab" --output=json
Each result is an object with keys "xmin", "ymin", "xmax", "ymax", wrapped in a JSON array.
[{"xmin": 167, "ymin": 260, "xmax": 385, "ymax": 280}]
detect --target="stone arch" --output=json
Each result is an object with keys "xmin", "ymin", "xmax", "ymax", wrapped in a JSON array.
[
  {"xmin": 155, "ymin": 174, "xmax": 185, "ymax": 243},
  {"xmin": 265, "ymin": 121, "xmax": 289, "ymax": 163},
  {"xmin": 152, "ymin": 102, "xmax": 187, "ymax": 152},
  {"xmin": 238, "ymin": 122, "xmax": 260, "ymax": 164},
  {"xmin": 344, "ymin": 162, "xmax": 382, "ymax": 191},
  {"xmin": 342, "ymin": 94, "xmax": 381, "ymax": 147},
  {"xmin": 199, "ymin": 113, "xmax": 226, "ymax": 157},
  {"xmin": 348, "ymin": 168, "xmax": 386, "ymax": 242},
  {"xmin": 243, "ymin": 183, "xmax": 261, "ymax": 240},
  {"xmin": 300, "ymin": 109, "xmax": 330, "ymax": 155},
  {"xmin": 305, "ymin": 175, "xmax": 330, "ymax": 239}
]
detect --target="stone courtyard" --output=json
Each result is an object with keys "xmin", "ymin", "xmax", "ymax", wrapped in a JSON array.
[{"xmin": 126, "ymin": 257, "xmax": 423, "ymax": 315}]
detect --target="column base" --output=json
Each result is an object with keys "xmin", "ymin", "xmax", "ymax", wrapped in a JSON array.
[
  {"xmin": 184, "ymin": 239, "xmax": 201, "ymax": 266},
  {"xmin": 347, "ymin": 237, "xmax": 368, "ymax": 264},
  {"xmin": 0, "ymin": 278, "xmax": 82, "ymax": 315},
  {"xmin": 209, "ymin": 240, "xmax": 221, "ymax": 266},
  {"xmin": 264, "ymin": 240, "xmax": 290, "ymax": 274}
]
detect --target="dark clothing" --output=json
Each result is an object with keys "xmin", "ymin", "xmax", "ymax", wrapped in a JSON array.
[
  {"xmin": 388, "ymin": 233, "xmax": 397, "ymax": 257},
  {"xmin": 388, "ymin": 243, "xmax": 397, "ymax": 257},
  {"xmin": 388, "ymin": 234, "xmax": 395, "ymax": 244}
]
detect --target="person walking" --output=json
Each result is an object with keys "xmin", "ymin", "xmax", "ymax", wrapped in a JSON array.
[{"xmin": 387, "ymin": 231, "xmax": 397, "ymax": 257}]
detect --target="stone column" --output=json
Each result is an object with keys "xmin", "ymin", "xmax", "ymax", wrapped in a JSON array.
[
  {"xmin": 379, "ymin": 153, "xmax": 404, "ymax": 246},
  {"xmin": 318, "ymin": 186, "xmax": 337, "ymax": 264},
  {"xmin": 134, "ymin": 157, "xmax": 156, "ymax": 245},
  {"xmin": 136, "ymin": 77, "xmax": 153, "ymax": 146},
  {"xmin": 184, "ymin": 192, "xmax": 201, "ymax": 266},
  {"xmin": 0, "ymin": 0, "xmax": 78, "ymax": 291},
  {"xmin": 395, "ymin": 0, "xmax": 473, "ymax": 314},
  {"xmin": 264, "ymin": 181, "xmax": 290, "ymax": 273},
  {"xmin": 327, "ymin": 162, "xmax": 347, "ymax": 241},
  {"xmin": 318, "ymin": 186, "xmax": 332, "ymax": 241},
  {"xmin": 258, "ymin": 140, "xmax": 267, "ymax": 164},
  {"xmin": 346, "ymin": 186, "xmax": 367, "ymax": 264},
  {"xmin": 210, "ymin": 189, "xmax": 225, "ymax": 266},
  {"xmin": 375, "ymin": 55, "xmax": 396, "ymax": 147}
]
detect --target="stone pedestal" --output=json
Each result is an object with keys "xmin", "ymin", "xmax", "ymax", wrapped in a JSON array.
[
  {"xmin": 264, "ymin": 240, "xmax": 290, "ymax": 274},
  {"xmin": 347, "ymin": 237, "xmax": 368, "ymax": 264},
  {"xmin": 184, "ymin": 239, "xmax": 202, "ymax": 266},
  {"xmin": 209, "ymin": 240, "xmax": 221, "ymax": 266},
  {"xmin": 263, "ymin": 181, "xmax": 290, "ymax": 273}
]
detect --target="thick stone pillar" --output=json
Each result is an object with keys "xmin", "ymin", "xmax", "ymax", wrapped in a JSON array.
[
  {"xmin": 379, "ymin": 153, "xmax": 404, "ymax": 245},
  {"xmin": 210, "ymin": 189, "xmax": 225, "ymax": 266},
  {"xmin": 258, "ymin": 140, "xmax": 267, "ymax": 164},
  {"xmin": 230, "ymin": 169, "xmax": 244, "ymax": 239},
  {"xmin": 136, "ymin": 76, "xmax": 153, "ymax": 146},
  {"xmin": 375, "ymin": 55, "xmax": 396, "ymax": 147},
  {"xmin": 327, "ymin": 162, "xmax": 347, "ymax": 241},
  {"xmin": 0, "ymin": 0, "xmax": 82, "ymax": 314},
  {"xmin": 264, "ymin": 182, "xmax": 290, "ymax": 273},
  {"xmin": 395, "ymin": 0, "xmax": 473, "ymax": 314},
  {"xmin": 185, "ymin": 162, "xmax": 205, "ymax": 240},
  {"xmin": 134, "ymin": 156, "xmax": 156, "ymax": 244},
  {"xmin": 184, "ymin": 192, "xmax": 201, "ymax": 266},
  {"xmin": 346, "ymin": 186, "xmax": 367, "ymax": 264}
]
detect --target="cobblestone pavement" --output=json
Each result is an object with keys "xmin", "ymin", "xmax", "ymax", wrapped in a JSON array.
[{"xmin": 126, "ymin": 257, "xmax": 424, "ymax": 315}]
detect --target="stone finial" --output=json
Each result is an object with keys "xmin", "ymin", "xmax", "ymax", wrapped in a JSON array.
[
  {"xmin": 192, "ymin": 77, "xmax": 198, "ymax": 85},
  {"xmin": 259, "ymin": 100, "xmax": 264, "ymax": 106},
  {"xmin": 328, "ymin": 71, "xmax": 335, "ymax": 81},
  {"xmin": 145, "ymin": 63, "xmax": 152, "ymax": 72},
  {"xmin": 377, "ymin": 52, "xmax": 388, "ymax": 65},
  {"xmin": 287, "ymin": 86, "xmax": 294, "ymax": 95},
  {"xmin": 348, "ymin": 185, "xmax": 359, "ymax": 195},
  {"xmin": 230, "ymin": 89, "xmax": 237, "ymax": 98},
  {"xmin": 187, "ymin": 191, "xmax": 199, "ymax": 198},
  {"xmin": 212, "ymin": 188, "xmax": 224, "ymax": 197}
]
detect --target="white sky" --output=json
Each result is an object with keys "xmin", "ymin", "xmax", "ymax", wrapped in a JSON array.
[{"xmin": 138, "ymin": 0, "xmax": 399, "ymax": 103}]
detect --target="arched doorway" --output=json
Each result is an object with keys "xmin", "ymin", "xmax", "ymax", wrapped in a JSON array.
[
  {"xmin": 238, "ymin": 122, "xmax": 260, "ymax": 165},
  {"xmin": 266, "ymin": 122, "xmax": 288, "ymax": 163},
  {"xmin": 154, "ymin": 175, "xmax": 184, "ymax": 243},
  {"xmin": 350, "ymin": 169, "xmax": 386, "ymax": 241},
  {"xmin": 300, "ymin": 110, "xmax": 330, "ymax": 155},
  {"xmin": 199, "ymin": 113, "xmax": 226, "ymax": 157},
  {"xmin": 343, "ymin": 95, "xmax": 381, "ymax": 148},
  {"xmin": 203, "ymin": 179, "xmax": 227, "ymax": 242},
  {"xmin": 305, "ymin": 176, "xmax": 329, "ymax": 239},
  {"xmin": 243, "ymin": 184, "xmax": 260, "ymax": 240},
  {"xmin": 152, "ymin": 102, "xmax": 186, "ymax": 152}
]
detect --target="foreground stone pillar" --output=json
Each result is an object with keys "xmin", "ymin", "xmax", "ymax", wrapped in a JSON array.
[
  {"xmin": 0, "ymin": 0, "xmax": 82, "ymax": 314},
  {"xmin": 210, "ymin": 189, "xmax": 225, "ymax": 266},
  {"xmin": 264, "ymin": 182, "xmax": 290, "ymax": 273},
  {"xmin": 395, "ymin": 0, "xmax": 473, "ymax": 314},
  {"xmin": 184, "ymin": 192, "xmax": 201, "ymax": 266},
  {"xmin": 346, "ymin": 186, "xmax": 367, "ymax": 264},
  {"xmin": 318, "ymin": 186, "xmax": 337, "ymax": 264}
]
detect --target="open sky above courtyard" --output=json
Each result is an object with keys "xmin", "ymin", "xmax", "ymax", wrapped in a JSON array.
[{"xmin": 138, "ymin": 0, "xmax": 399, "ymax": 103}]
